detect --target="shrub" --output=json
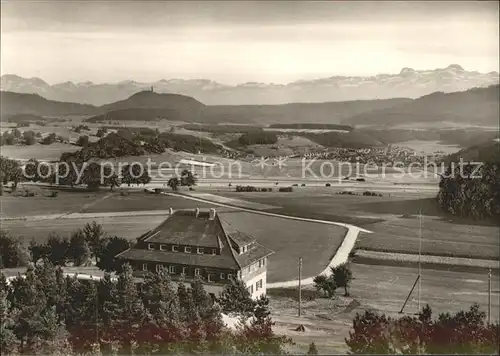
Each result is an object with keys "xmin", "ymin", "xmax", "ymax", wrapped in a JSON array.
[
  {"xmin": 236, "ymin": 185, "xmax": 258, "ymax": 192},
  {"xmin": 325, "ymin": 183, "xmax": 331, "ymax": 187},
  {"xmin": 301, "ymin": 183, "xmax": 306, "ymax": 187},
  {"xmin": 23, "ymin": 189, "xmax": 35, "ymax": 197}
]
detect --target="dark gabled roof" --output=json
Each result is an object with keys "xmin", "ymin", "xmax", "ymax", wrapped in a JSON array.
[
  {"xmin": 116, "ymin": 247, "xmax": 240, "ymax": 270},
  {"xmin": 118, "ymin": 208, "xmax": 275, "ymax": 271},
  {"xmin": 145, "ymin": 209, "xmax": 222, "ymax": 248},
  {"xmin": 227, "ymin": 231, "xmax": 255, "ymax": 247},
  {"xmin": 233, "ymin": 242, "xmax": 274, "ymax": 268},
  {"xmin": 219, "ymin": 218, "xmax": 254, "ymax": 247}
]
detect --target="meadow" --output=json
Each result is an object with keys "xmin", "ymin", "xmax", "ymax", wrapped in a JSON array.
[{"xmin": 216, "ymin": 188, "xmax": 499, "ymax": 260}]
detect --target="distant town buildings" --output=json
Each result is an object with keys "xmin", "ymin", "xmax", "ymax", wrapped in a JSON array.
[{"xmin": 116, "ymin": 208, "xmax": 274, "ymax": 298}]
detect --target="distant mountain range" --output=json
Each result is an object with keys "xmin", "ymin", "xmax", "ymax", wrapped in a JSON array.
[
  {"xmin": 1, "ymin": 84, "xmax": 498, "ymax": 128},
  {"xmin": 2, "ymin": 64, "xmax": 498, "ymax": 106}
]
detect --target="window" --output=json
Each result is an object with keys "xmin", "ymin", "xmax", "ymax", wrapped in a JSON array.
[
  {"xmin": 172, "ymin": 245, "xmax": 179, "ymax": 252},
  {"xmin": 258, "ymin": 259, "xmax": 262, "ymax": 268},
  {"xmin": 182, "ymin": 267, "xmax": 187, "ymax": 275},
  {"xmin": 148, "ymin": 243, "xmax": 154, "ymax": 250},
  {"xmin": 142, "ymin": 263, "xmax": 148, "ymax": 271},
  {"xmin": 185, "ymin": 246, "xmax": 192, "ymax": 253},
  {"xmin": 212, "ymin": 249, "xmax": 217, "ymax": 255},
  {"xmin": 160, "ymin": 244, "xmax": 166, "ymax": 251},
  {"xmin": 156, "ymin": 264, "xmax": 162, "ymax": 272},
  {"xmin": 195, "ymin": 268, "xmax": 200, "ymax": 276},
  {"xmin": 256, "ymin": 279, "xmax": 263, "ymax": 290},
  {"xmin": 247, "ymin": 285, "xmax": 253, "ymax": 294},
  {"xmin": 197, "ymin": 247, "xmax": 204, "ymax": 254},
  {"xmin": 169, "ymin": 265, "xmax": 176, "ymax": 274},
  {"xmin": 227, "ymin": 273, "xmax": 233, "ymax": 280},
  {"xmin": 262, "ymin": 258, "xmax": 266, "ymax": 266},
  {"xmin": 220, "ymin": 273, "xmax": 225, "ymax": 279},
  {"xmin": 208, "ymin": 274, "xmax": 214, "ymax": 282}
]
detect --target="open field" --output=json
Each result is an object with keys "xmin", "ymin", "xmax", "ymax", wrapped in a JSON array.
[
  {"xmin": 271, "ymin": 262, "xmax": 500, "ymax": 354},
  {"xmin": 0, "ymin": 143, "xmax": 80, "ymax": 161},
  {"xmin": 215, "ymin": 189, "xmax": 499, "ymax": 260},
  {"xmin": 0, "ymin": 187, "xmax": 112, "ymax": 217}
]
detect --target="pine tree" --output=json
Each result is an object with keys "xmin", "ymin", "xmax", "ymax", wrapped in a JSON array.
[
  {"xmin": 236, "ymin": 295, "xmax": 293, "ymax": 355},
  {"xmin": 65, "ymin": 277, "xmax": 99, "ymax": 353},
  {"xmin": 0, "ymin": 288, "xmax": 18, "ymax": 354},
  {"xmin": 108, "ymin": 264, "xmax": 146, "ymax": 354},
  {"xmin": 138, "ymin": 269, "xmax": 184, "ymax": 353},
  {"xmin": 217, "ymin": 278, "xmax": 256, "ymax": 317},
  {"xmin": 307, "ymin": 341, "xmax": 319, "ymax": 355},
  {"xmin": 190, "ymin": 277, "xmax": 225, "ymax": 348},
  {"xmin": 83, "ymin": 221, "xmax": 105, "ymax": 262},
  {"xmin": 9, "ymin": 266, "xmax": 49, "ymax": 353},
  {"xmin": 69, "ymin": 229, "xmax": 91, "ymax": 266}
]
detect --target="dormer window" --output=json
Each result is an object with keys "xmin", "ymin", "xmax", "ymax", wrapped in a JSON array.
[
  {"xmin": 160, "ymin": 244, "xmax": 166, "ymax": 251},
  {"xmin": 148, "ymin": 243, "xmax": 154, "ymax": 250},
  {"xmin": 197, "ymin": 248, "xmax": 204, "ymax": 254},
  {"xmin": 185, "ymin": 246, "xmax": 192, "ymax": 253},
  {"xmin": 172, "ymin": 245, "xmax": 179, "ymax": 252}
]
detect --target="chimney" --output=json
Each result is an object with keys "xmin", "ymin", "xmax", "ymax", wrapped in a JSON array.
[
  {"xmin": 169, "ymin": 207, "xmax": 173, "ymax": 216},
  {"xmin": 209, "ymin": 208, "xmax": 216, "ymax": 220},
  {"xmin": 195, "ymin": 207, "xmax": 200, "ymax": 217}
]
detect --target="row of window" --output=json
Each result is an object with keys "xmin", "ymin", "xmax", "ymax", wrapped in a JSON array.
[
  {"xmin": 247, "ymin": 279, "xmax": 264, "ymax": 294},
  {"xmin": 148, "ymin": 243, "xmax": 217, "ymax": 255},
  {"xmin": 142, "ymin": 263, "xmax": 233, "ymax": 281}
]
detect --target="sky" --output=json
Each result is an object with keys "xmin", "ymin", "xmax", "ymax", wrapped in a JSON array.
[{"xmin": 1, "ymin": 1, "xmax": 499, "ymax": 85}]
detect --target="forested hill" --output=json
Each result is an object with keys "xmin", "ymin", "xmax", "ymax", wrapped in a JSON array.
[
  {"xmin": 437, "ymin": 140, "xmax": 500, "ymax": 222},
  {"xmin": 0, "ymin": 91, "xmax": 97, "ymax": 116},
  {"xmin": 344, "ymin": 84, "xmax": 500, "ymax": 127},
  {"xmin": 442, "ymin": 140, "xmax": 500, "ymax": 165}
]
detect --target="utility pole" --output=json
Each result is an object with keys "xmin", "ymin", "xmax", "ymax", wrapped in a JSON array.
[
  {"xmin": 417, "ymin": 210, "xmax": 422, "ymax": 313},
  {"xmin": 488, "ymin": 268, "xmax": 492, "ymax": 324},
  {"xmin": 298, "ymin": 257, "xmax": 302, "ymax": 317}
]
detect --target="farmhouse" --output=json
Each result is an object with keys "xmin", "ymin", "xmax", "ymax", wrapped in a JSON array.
[{"xmin": 116, "ymin": 207, "xmax": 274, "ymax": 298}]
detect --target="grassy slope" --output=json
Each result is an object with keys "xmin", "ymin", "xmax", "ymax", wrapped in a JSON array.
[{"xmin": 216, "ymin": 190, "xmax": 499, "ymax": 260}]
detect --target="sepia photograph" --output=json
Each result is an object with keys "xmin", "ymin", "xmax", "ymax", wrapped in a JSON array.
[{"xmin": 0, "ymin": 1, "xmax": 499, "ymax": 354}]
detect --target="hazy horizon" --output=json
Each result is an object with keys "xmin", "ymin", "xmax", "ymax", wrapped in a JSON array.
[{"xmin": 1, "ymin": 1, "xmax": 499, "ymax": 85}]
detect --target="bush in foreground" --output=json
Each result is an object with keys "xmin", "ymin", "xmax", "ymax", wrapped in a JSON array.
[{"xmin": 346, "ymin": 304, "xmax": 499, "ymax": 354}]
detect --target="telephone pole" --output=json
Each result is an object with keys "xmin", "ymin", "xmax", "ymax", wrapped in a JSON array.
[
  {"xmin": 417, "ymin": 210, "xmax": 422, "ymax": 313},
  {"xmin": 298, "ymin": 257, "xmax": 302, "ymax": 317},
  {"xmin": 488, "ymin": 268, "xmax": 492, "ymax": 324}
]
